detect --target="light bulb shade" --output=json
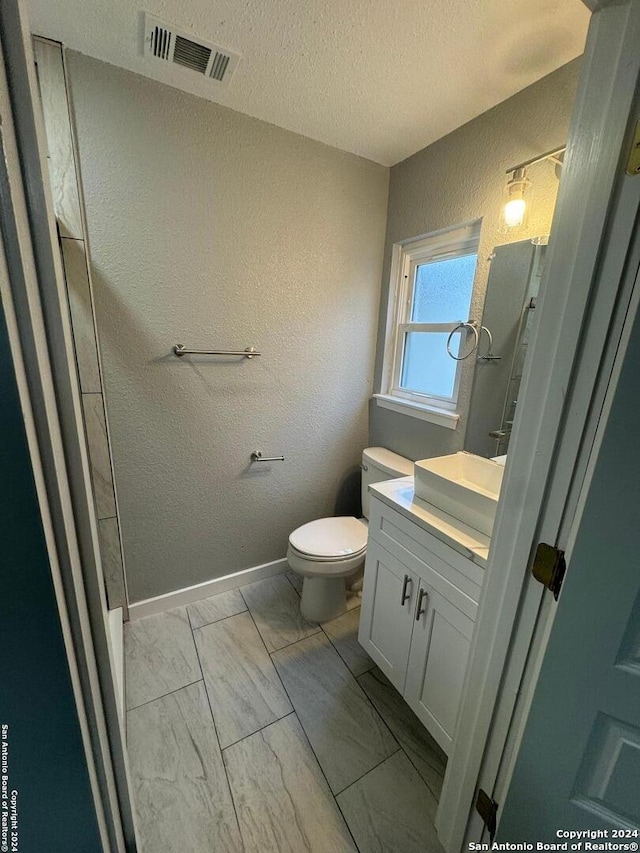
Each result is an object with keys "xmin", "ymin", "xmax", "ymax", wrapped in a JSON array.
[
  {"xmin": 504, "ymin": 197, "xmax": 527, "ymax": 227},
  {"xmin": 502, "ymin": 167, "xmax": 531, "ymax": 228}
]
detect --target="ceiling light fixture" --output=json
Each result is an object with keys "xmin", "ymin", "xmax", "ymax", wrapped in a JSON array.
[{"xmin": 503, "ymin": 146, "xmax": 566, "ymax": 228}]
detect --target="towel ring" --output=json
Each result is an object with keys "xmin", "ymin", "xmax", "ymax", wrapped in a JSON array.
[
  {"xmin": 446, "ymin": 322, "xmax": 479, "ymax": 361},
  {"xmin": 477, "ymin": 325, "xmax": 494, "ymax": 360}
]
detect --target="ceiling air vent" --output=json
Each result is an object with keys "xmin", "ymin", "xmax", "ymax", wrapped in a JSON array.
[
  {"xmin": 149, "ymin": 23, "xmax": 171, "ymax": 61},
  {"xmin": 210, "ymin": 51, "xmax": 231, "ymax": 82},
  {"xmin": 144, "ymin": 13, "xmax": 241, "ymax": 85},
  {"xmin": 173, "ymin": 35, "xmax": 212, "ymax": 74}
]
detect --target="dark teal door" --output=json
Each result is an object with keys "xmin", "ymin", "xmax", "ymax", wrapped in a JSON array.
[{"xmin": 0, "ymin": 301, "xmax": 103, "ymax": 851}]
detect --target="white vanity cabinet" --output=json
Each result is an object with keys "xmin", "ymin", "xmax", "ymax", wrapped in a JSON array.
[
  {"xmin": 403, "ymin": 581, "xmax": 475, "ymax": 752},
  {"xmin": 359, "ymin": 493, "xmax": 484, "ymax": 755},
  {"xmin": 358, "ymin": 540, "xmax": 419, "ymax": 692}
]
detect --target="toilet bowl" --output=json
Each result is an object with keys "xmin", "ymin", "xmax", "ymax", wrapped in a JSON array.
[
  {"xmin": 288, "ymin": 447, "xmax": 413, "ymax": 622},
  {"xmin": 287, "ymin": 517, "xmax": 368, "ymax": 622}
]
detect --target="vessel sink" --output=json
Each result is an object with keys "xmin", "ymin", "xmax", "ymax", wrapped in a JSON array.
[{"xmin": 413, "ymin": 452, "xmax": 504, "ymax": 536}]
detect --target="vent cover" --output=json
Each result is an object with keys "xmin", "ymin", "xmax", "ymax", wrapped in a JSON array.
[
  {"xmin": 144, "ymin": 14, "xmax": 241, "ymax": 85},
  {"xmin": 210, "ymin": 51, "xmax": 231, "ymax": 82},
  {"xmin": 150, "ymin": 23, "xmax": 171, "ymax": 60}
]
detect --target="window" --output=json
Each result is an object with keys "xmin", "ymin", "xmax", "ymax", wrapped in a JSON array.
[{"xmin": 378, "ymin": 223, "xmax": 480, "ymax": 427}]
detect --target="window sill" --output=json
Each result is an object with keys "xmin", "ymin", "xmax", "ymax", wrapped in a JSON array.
[{"xmin": 373, "ymin": 394, "xmax": 460, "ymax": 430}]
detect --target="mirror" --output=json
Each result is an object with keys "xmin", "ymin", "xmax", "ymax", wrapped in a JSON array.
[{"xmin": 465, "ymin": 239, "xmax": 547, "ymax": 458}]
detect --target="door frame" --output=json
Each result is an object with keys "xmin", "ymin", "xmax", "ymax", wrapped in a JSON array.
[
  {"xmin": 437, "ymin": 2, "xmax": 640, "ymax": 849},
  {"xmin": 0, "ymin": 1, "xmax": 136, "ymax": 849}
]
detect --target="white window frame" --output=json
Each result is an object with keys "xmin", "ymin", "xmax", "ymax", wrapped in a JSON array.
[{"xmin": 376, "ymin": 222, "xmax": 481, "ymax": 429}]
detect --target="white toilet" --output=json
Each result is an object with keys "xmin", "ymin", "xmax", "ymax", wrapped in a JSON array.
[{"xmin": 287, "ymin": 447, "xmax": 413, "ymax": 621}]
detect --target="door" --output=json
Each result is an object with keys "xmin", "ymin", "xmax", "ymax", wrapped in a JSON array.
[
  {"xmin": 359, "ymin": 540, "xmax": 417, "ymax": 692},
  {"xmin": 497, "ymin": 283, "xmax": 640, "ymax": 839},
  {"xmin": 405, "ymin": 581, "xmax": 474, "ymax": 755}
]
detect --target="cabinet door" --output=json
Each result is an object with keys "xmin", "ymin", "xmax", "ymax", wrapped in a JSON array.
[
  {"xmin": 358, "ymin": 540, "xmax": 417, "ymax": 693},
  {"xmin": 404, "ymin": 582, "xmax": 475, "ymax": 755}
]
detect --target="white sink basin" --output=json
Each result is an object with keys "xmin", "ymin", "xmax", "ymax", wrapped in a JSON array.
[{"xmin": 414, "ymin": 452, "xmax": 504, "ymax": 536}]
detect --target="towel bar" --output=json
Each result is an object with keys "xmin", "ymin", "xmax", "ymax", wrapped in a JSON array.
[
  {"xmin": 251, "ymin": 451, "xmax": 285, "ymax": 462},
  {"xmin": 173, "ymin": 344, "xmax": 260, "ymax": 358}
]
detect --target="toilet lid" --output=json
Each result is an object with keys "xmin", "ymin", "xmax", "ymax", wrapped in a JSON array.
[{"xmin": 289, "ymin": 517, "xmax": 367, "ymax": 559}]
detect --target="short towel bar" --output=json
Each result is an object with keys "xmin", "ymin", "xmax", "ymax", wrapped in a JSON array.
[
  {"xmin": 173, "ymin": 344, "xmax": 260, "ymax": 359},
  {"xmin": 251, "ymin": 451, "xmax": 285, "ymax": 462}
]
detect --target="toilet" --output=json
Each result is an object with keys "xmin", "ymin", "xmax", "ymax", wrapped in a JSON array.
[{"xmin": 287, "ymin": 447, "xmax": 413, "ymax": 621}]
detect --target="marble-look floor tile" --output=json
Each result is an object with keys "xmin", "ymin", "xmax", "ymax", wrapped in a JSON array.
[
  {"xmin": 125, "ymin": 607, "xmax": 201, "ymax": 710},
  {"xmin": 195, "ymin": 612, "xmax": 292, "ymax": 748},
  {"xmin": 242, "ymin": 574, "xmax": 321, "ymax": 652},
  {"xmin": 272, "ymin": 633, "xmax": 398, "ymax": 793},
  {"xmin": 322, "ymin": 608, "xmax": 374, "ymax": 677},
  {"xmin": 127, "ymin": 681, "xmax": 242, "ymax": 853},
  {"xmin": 337, "ymin": 750, "xmax": 443, "ymax": 853},
  {"xmin": 358, "ymin": 667, "xmax": 446, "ymax": 805},
  {"xmin": 187, "ymin": 588, "xmax": 247, "ymax": 629},
  {"xmin": 224, "ymin": 714, "xmax": 356, "ymax": 853}
]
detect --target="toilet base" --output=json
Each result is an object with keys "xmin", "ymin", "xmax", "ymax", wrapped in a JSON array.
[{"xmin": 300, "ymin": 576, "xmax": 346, "ymax": 622}]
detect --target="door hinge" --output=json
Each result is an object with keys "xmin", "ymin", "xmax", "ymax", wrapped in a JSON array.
[
  {"xmin": 476, "ymin": 788, "xmax": 498, "ymax": 843},
  {"xmin": 531, "ymin": 542, "xmax": 566, "ymax": 600}
]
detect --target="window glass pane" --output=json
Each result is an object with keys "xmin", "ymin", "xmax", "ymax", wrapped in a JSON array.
[
  {"xmin": 411, "ymin": 253, "xmax": 477, "ymax": 323},
  {"xmin": 400, "ymin": 331, "xmax": 461, "ymax": 400}
]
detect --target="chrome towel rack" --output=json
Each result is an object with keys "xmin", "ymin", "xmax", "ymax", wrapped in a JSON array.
[
  {"xmin": 173, "ymin": 344, "xmax": 260, "ymax": 359},
  {"xmin": 251, "ymin": 451, "xmax": 285, "ymax": 462}
]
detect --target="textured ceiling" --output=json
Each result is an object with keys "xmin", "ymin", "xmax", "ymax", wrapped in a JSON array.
[{"xmin": 26, "ymin": 0, "xmax": 590, "ymax": 165}]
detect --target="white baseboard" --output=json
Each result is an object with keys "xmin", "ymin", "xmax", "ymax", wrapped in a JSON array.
[{"xmin": 128, "ymin": 557, "xmax": 289, "ymax": 621}]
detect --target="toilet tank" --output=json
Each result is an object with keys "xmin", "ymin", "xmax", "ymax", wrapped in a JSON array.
[{"xmin": 361, "ymin": 447, "xmax": 413, "ymax": 519}]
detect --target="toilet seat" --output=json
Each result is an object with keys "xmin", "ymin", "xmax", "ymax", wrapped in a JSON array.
[
  {"xmin": 288, "ymin": 516, "xmax": 367, "ymax": 561},
  {"xmin": 288, "ymin": 542, "xmax": 365, "ymax": 563}
]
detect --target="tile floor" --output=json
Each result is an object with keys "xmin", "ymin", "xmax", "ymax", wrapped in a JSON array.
[{"xmin": 124, "ymin": 570, "xmax": 447, "ymax": 853}]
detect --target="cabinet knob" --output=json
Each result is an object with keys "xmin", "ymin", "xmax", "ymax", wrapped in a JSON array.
[
  {"xmin": 401, "ymin": 574, "xmax": 412, "ymax": 606},
  {"xmin": 415, "ymin": 589, "xmax": 429, "ymax": 621}
]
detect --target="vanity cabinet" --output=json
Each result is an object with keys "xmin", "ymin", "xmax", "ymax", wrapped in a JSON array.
[
  {"xmin": 359, "ymin": 540, "xmax": 418, "ymax": 692},
  {"xmin": 404, "ymin": 581, "xmax": 475, "ymax": 751},
  {"xmin": 359, "ymin": 495, "xmax": 483, "ymax": 755}
]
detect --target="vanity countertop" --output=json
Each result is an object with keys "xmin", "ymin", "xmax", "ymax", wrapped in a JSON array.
[{"xmin": 369, "ymin": 476, "xmax": 490, "ymax": 568}]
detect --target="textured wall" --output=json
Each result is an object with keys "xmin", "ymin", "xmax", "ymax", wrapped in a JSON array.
[
  {"xmin": 66, "ymin": 52, "xmax": 389, "ymax": 603},
  {"xmin": 371, "ymin": 59, "xmax": 581, "ymax": 461}
]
